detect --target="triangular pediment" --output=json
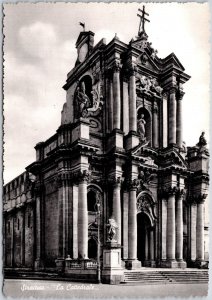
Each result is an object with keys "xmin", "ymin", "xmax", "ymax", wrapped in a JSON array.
[
  {"xmin": 136, "ymin": 52, "xmax": 160, "ymax": 72},
  {"xmin": 158, "ymin": 148, "xmax": 188, "ymax": 169},
  {"xmin": 162, "ymin": 52, "xmax": 185, "ymax": 71}
]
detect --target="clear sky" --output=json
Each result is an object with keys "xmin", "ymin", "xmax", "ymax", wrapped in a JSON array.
[{"xmin": 3, "ymin": 2, "xmax": 210, "ymax": 184}]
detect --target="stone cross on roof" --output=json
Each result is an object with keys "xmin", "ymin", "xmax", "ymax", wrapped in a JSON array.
[{"xmin": 137, "ymin": 6, "xmax": 150, "ymax": 36}]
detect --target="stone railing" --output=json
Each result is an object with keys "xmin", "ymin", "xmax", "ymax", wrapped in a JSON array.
[{"xmin": 65, "ymin": 258, "xmax": 97, "ymax": 270}]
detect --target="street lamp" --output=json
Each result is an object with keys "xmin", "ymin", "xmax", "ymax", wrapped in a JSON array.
[{"xmin": 96, "ymin": 200, "xmax": 101, "ymax": 283}]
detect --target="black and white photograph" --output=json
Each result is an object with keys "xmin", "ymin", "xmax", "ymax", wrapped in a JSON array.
[{"xmin": 2, "ymin": 1, "xmax": 210, "ymax": 298}]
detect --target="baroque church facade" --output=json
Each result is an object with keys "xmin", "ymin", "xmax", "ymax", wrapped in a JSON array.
[{"xmin": 4, "ymin": 8, "xmax": 209, "ymax": 282}]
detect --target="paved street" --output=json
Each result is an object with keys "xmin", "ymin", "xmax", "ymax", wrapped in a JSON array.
[{"xmin": 3, "ymin": 279, "xmax": 209, "ymax": 298}]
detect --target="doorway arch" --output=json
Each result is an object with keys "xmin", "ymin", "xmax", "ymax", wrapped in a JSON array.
[
  {"xmin": 136, "ymin": 192, "xmax": 157, "ymax": 266},
  {"xmin": 137, "ymin": 212, "xmax": 152, "ymax": 262},
  {"xmin": 88, "ymin": 238, "xmax": 97, "ymax": 259}
]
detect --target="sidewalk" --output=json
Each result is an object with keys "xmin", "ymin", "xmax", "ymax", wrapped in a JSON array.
[{"xmin": 3, "ymin": 279, "xmax": 209, "ymax": 298}]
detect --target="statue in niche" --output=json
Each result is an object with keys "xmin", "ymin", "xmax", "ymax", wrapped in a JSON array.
[
  {"xmin": 75, "ymin": 81, "xmax": 91, "ymax": 117},
  {"xmin": 106, "ymin": 218, "xmax": 118, "ymax": 242},
  {"xmin": 137, "ymin": 114, "xmax": 146, "ymax": 142}
]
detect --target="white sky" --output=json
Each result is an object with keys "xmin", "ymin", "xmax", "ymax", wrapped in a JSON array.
[{"xmin": 3, "ymin": 2, "xmax": 210, "ymax": 184}]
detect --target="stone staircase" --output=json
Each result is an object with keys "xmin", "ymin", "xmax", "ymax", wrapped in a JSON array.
[{"xmin": 122, "ymin": 269, "xmax": 209, "ymax": 284}]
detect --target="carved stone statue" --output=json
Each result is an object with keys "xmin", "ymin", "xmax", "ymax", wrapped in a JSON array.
[
  {"xmin": 197, "ymin": 131, "xmax": 207, "ymax": 147},
  {"xmin": 106, "ymin": 219, "xmax": 118, "ymax": 242},
  {"xmin": 75, "ymin": 81, "xmax": 90, "ymax": 117},
  {"xmin": 150, "ymin": 77, "xmax": 163, "ymax": 95},
  {"xmin": 137, "ymin": 114, "xmax": 146, "ymax": 141}
]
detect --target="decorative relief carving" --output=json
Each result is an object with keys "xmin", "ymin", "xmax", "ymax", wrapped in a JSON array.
[
  {"xmin": 136, "ymin": 193, "xmax": 157, "ymax": 223},
  {"xmin": 74, "ymin": 79, "xmax": 103, "ymax": 119},
  {"xmin": 136, "ymin": 75, "xmax": 163, "ymax": 96},
  {"xmin": 138, "ymin": 169, "xmax": 156, "ymax": 191},
  {"xmin": 106, "ymin": 218, "xmax": 118, "ymax": 242}
]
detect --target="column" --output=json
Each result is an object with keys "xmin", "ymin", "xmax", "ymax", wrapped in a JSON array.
[
  {"xmin": 113, "ymin": 64, "xmax": 121, "ymax": 129},
  {"xmin": 190, "ymin": 203, "xmax": 197, "ymax": 261},
  {"xmin": 196, "ymin": 198, "xmax": 205, "ymax": 261},
  {"xmin": 176, "ymin": 93, "xmax": 184, "ymax": 148},
  {"xmin": 176, "ymin": 190, "xmax": 184, "ymax": 261},
  {"xmin": 78, "ymin": 171, "xmax": 89, "ymax": 259},
  {"xmin": 105, "ymin": 77, "xmax": 110, "ymax": 133},
  {"xmin": 72, "ymin": 184, "xmax": 78, "ymax": 259},
  {"xmin": 153, "ymin": 105, "xmax": 159, "ymax": 148},
  {"xmin": 168, "ymin": 88, "xmax": 177, "ymax": 144},
  {"xmin": 21, "ymin": 208, "xmax": 25, "ymax": 266},
  {"xmin": 167, "ymin": 189, "xmax": 176, "ymax": 260},
  {"xmin": 145, "ymin": 230, "xmax": 149, "ymax": 260},
  {"xmin": 65, "ymin": 180, "xmax": 69, "ymax": 257},
  {"xmin": 128, "ymin": 181, "xmax": 137, "ymax": 260},
  {"xmin": 150, "ymin": 229, "xmax": 154, "ymax": 261},
  {"xmin": 58, "ymin": 178, "xmax": 66, "ymax": 259},
  {"xmin": 34, "ymin": 185, "xmax": 42, "ymax": 268},
  {"xmin": 123, "ymin": 190, "xmax": 129, "ymax": 259},
  {"xmin": 112, "ymin": 178, "xmax": 121, "ymax": 244},
  {"xmin": 162, "ymin": 93, "xmax": 168, "ymax": 147},
  {"xmin": 109, "ymin": 79, "xmax": 113, "ymax": 131},
  {"xmin": 161, "ymin": 198, "xmax": 167, "ymax": 260},
  {"xmin": 129, "ymin": 67, "xmax": 137, "ymax": 132},
  {"xmin": 122, "ymin": 78, "xmax": 129, "ymax": 135}
]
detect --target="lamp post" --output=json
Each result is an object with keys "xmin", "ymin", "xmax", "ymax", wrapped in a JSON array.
[{"xmin": 96, "ymin": 201, "xmax": 101, "ymax": 283}]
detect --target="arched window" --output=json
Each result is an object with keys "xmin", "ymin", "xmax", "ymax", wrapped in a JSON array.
[
  {"xmin": 87, "ymin": 190, "xmax": 96, "ymax": 212},
  {"xmin": 88, "ymin": 238, "xmax": 97, "ymax": 259}
]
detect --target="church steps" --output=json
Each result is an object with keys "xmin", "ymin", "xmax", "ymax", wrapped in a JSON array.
[{"xmin": 123, "ymin": 270, "xmax": 209, "ymax": 284}]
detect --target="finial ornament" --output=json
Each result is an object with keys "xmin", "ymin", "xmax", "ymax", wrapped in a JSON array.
[
  {"xmin": 79, "ymin": 22, "xmax": 85, "ymax": 31},
  {"xmin": 137, "ymin": 6, "xmax": 150, "ymax": 36}
]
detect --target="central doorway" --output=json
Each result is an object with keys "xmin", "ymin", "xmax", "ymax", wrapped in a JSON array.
[{"xmin": 137, "ymin": 212, "xmax": 151, "ymax": 263}]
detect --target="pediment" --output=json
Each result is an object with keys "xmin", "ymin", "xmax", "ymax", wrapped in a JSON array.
[
  {"xmin": 130, "ymin": 143, "xmax": 158, "ymax": 169},
  {"xmin": 159, "ymin": 148, "xmax": 188, "ymax": 169},
  {"xmin": 136, "ymin": 52, "xmax": 160, "ymax": 72},
  {"xmin": 162, "ymin": 52, "xmax": 185, "ymax": 71}
]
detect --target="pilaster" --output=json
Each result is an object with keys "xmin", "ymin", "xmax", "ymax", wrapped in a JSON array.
[
  {"xmin": 162, "ymin": 92, "xmax": 168, "ymax": 148},
  {"xmin": 126, "ymin": 179, "xmax": 141, "ymax": 269},
  {"xmin": 113, "ymin": 62, "xmax": 121, "ymax": 130},
  {"xmin": 34, "ymin": 182, "xmax": 44, "ymax": 270},
  {"xmin": 129, "ymin": 66, "xmax": 137, "ymax": 132},
  {"xmin": 168, "ymin": 87, "xmax": 177, "ymax": 145},
  {"xmin": 176, "ymin": 92, "xmax": 184, "ymax": 148},
  {"xmin": 78, "ymin": 170, "xmax": 90, "ymax": 259}
]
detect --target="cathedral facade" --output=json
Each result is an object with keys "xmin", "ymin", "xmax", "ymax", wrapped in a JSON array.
[{"xmin": 3, "ymin": 8, "xmax": 209, "ymax": 283}]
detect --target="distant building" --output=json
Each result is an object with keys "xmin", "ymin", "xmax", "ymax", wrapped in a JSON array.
[{"xmin": 3, "ymin": 8, "xmax": 209, "ymax": 282}]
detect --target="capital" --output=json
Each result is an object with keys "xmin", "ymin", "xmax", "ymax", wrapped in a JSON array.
[
  {"xmin": 176, "ymin": 188, "xmax": 186, "ymax": 200},
  {"xmin": 177, "ymin": 91, "xmax": 185, "ymax": 101},
  {"xmin": 169, "ymin": 86, "xmax": 177, "ymax": 94},
  {"xmin": 34, "ymin": 181, "xmax": 45, "ymax": 196},
  {"xmin": 112, "ymin": 61, "xmax": 122, "ymax": 73},
  {"xmin": 161, "ymin": 186, "xmax": 178, "ymax": 197},
  {"xmin": 128, "ymin": 65, "xmax": 137, "ymax": 77},
  {"xmin": 162, "ymin": 92, "xmax": 168, "ymax": 100},
  {"xmin": 153, "ymin": 105, "xmax": 158, "ymax": 114},
  {"xmin": 128, "ymin": 178, "xmax": 139, "ymax": 191},
  {"xmin": 78, "ymin": 169, "xmax": 90, "ymax": 183},
  {"xmin": 110, "ymin": 176, "xmax": 122, "ymax": 188},
  {"xmin": 197, "ymin": 193, "xmax": 207, "ymax": 204}
]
